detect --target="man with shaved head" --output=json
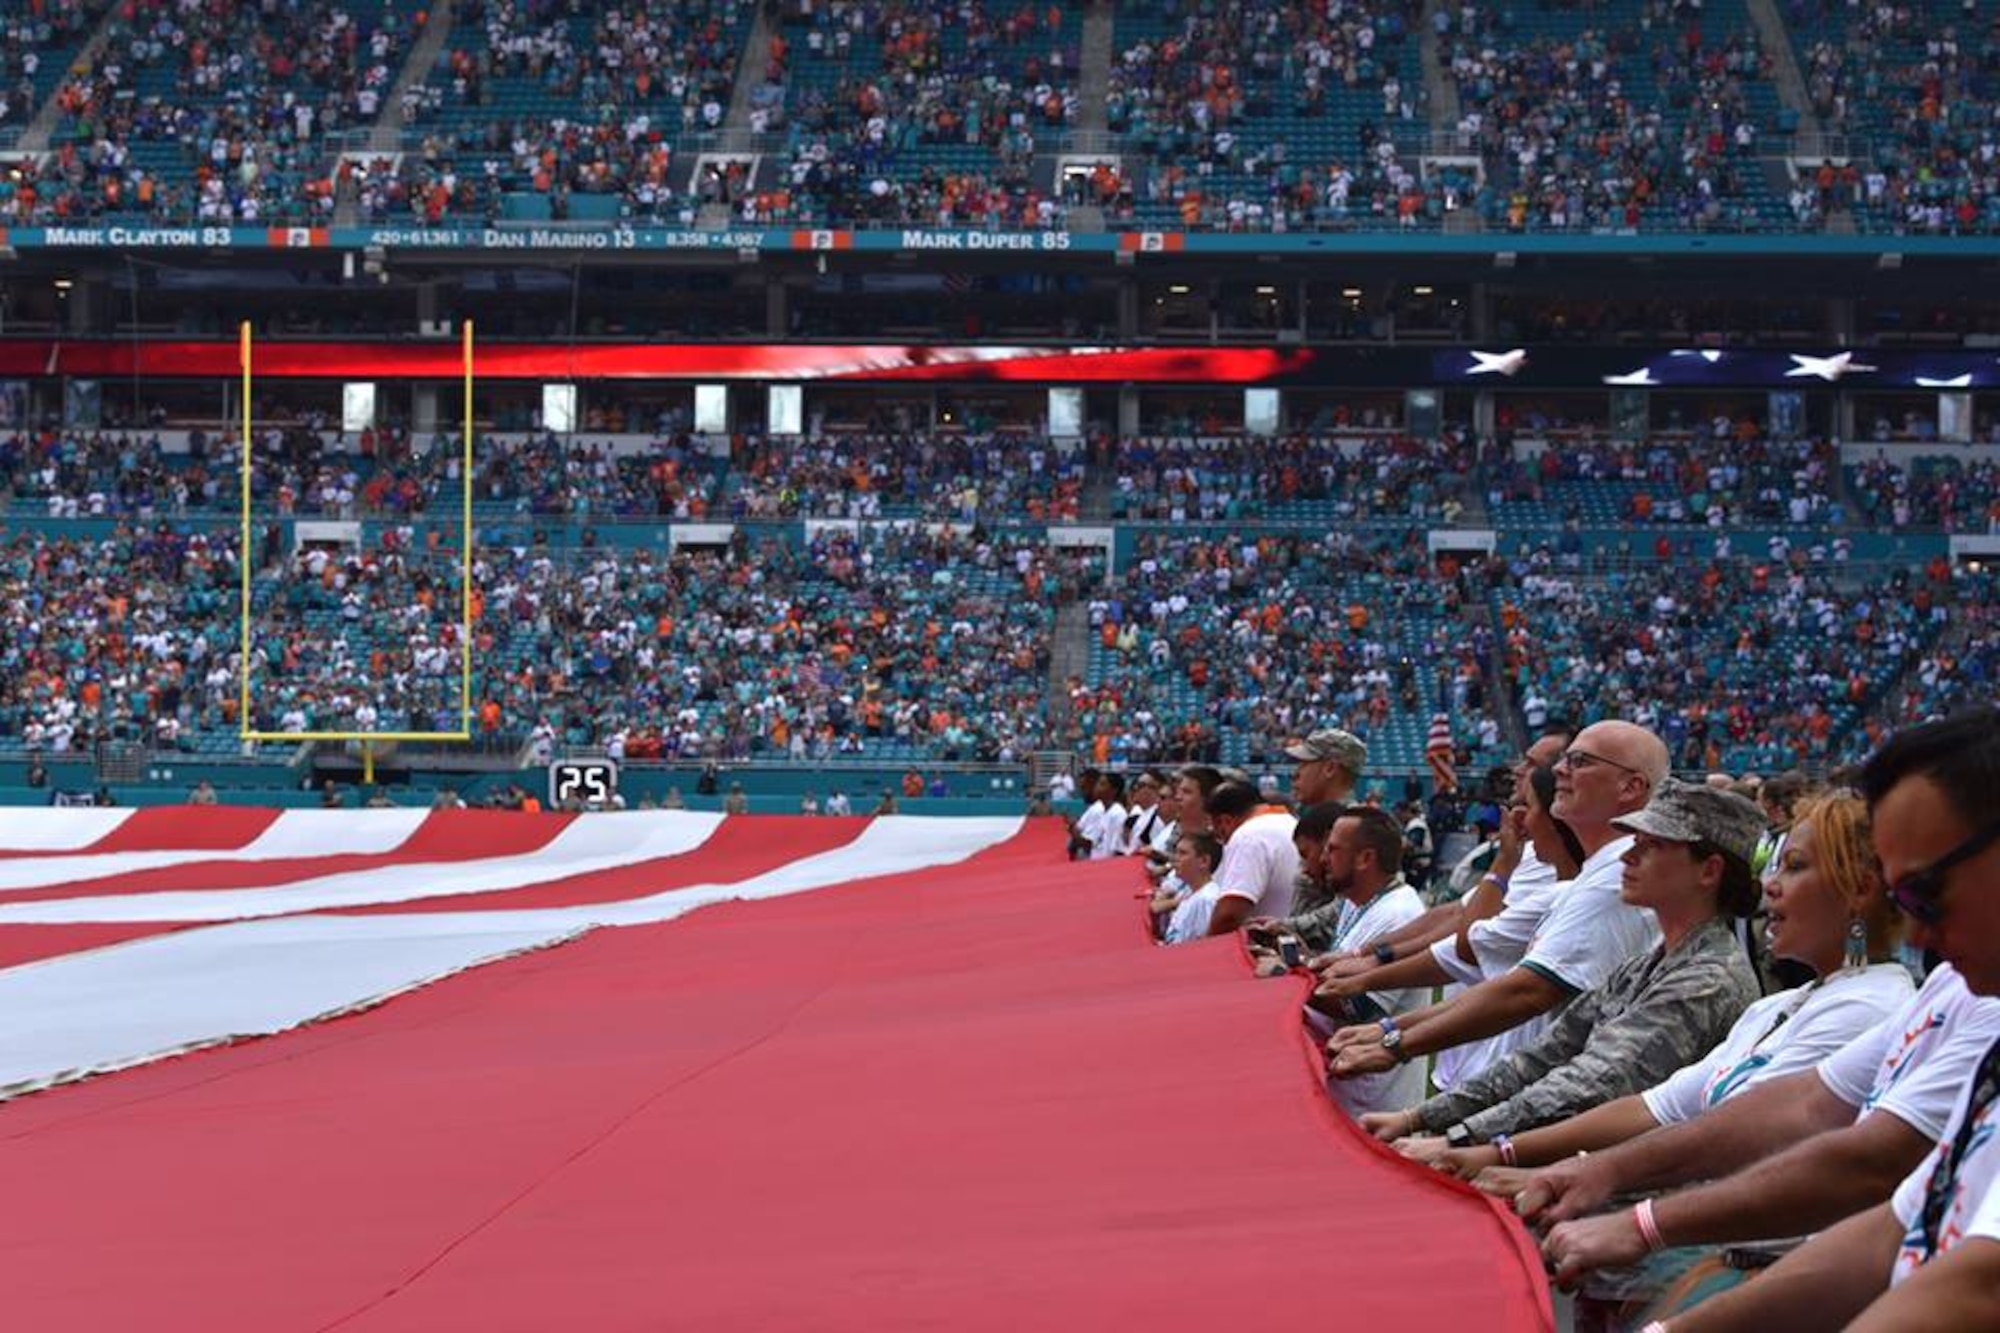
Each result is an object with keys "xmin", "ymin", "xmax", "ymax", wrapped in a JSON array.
[{"xmin": 1328, "ymin": 721, "xmax": 1668, "ymax": 1083}]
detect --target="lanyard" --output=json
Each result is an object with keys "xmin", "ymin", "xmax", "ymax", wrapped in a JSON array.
[
  {"xmin": 1918, "ymin": 1034, "xmax": 2000, "ymax": 1262},
  {"xmin": 1333, "ymin": 883, "xmax": 1399, "ymax": 951}
]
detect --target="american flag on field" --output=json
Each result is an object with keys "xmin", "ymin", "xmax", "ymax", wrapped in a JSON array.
[
  {"xmin": 1426, "ymin": 713, "xmax": 1459, "ymax": 793},
  {"xmin": 0, "ymin": 807, "xmax": 1027, "ymax": 1101}
]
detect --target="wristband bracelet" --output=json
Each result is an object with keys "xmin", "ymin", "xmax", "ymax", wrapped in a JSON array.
[
  {"xmin": 1493, "ymin": 1133, "xmax": 1517, "ymax": 1167},
  {"xmin": 1633, "ymin": 1198, "xmax": 1667, "ymax": 1254},
  {"xmin": 1482, "ymin": 871, "xmax": 1509, "ymax": 891}
]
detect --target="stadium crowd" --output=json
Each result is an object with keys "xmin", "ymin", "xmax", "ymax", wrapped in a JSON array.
[
  {"xmin": 234, "ymin": 522, "xmax": 1092, "ymax": 761},
  {"xmin": 15, "ymin": 422, "xmax": 1995, "ymax": 538},
  {"xmin": 0, "ymin": 0, "xmax": 1992, "ymax": 234}
]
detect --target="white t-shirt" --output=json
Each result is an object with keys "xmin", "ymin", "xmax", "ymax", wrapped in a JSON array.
[
  {"xmin": 1432, "ymin": 835, "xmax": 1654, "ymax": 1091},
  {"xmin": 1431, "ymin": 848, "xmax": 1565, "ymax": 1090},
  {"xmin": 1517, "ymin": 834, "xmax": 1657, "ymax": 995},
  {"xmin": 1326, "ymin": 883, "xmax": 1432, "ymax": 1119},
  {"xmin": 1127, "ymin": 805, "xmax": 1168, "ymax": 855},
  {"xmin": 1643, "ymin": 963, "xmax": 1915, "ymax": 1125},
  {"xmin": 1431, "ymin": 847, "xmax": 1564, "ymax": 988},
  {"xmin": 1164, "ymin": 880, "xmax": 1225, "ymax": 944},
  {"xmin": 1888, "ymin": 1034, "xmax": 2000, "ymax": 1285},
  {"xmin": 1817, "ymin": 963, "xmax": 2000, "ymax": 1140},
  {"xmin": 1213, "ymin": 810, "xmax": 1300, "ymax": 918},
  {"xmin": 1075, "ymin": 800, "xmax": 1106, "ymax": 848},
  {"xmin": 1089, "ymin": 802, "xmax": 1129, "ymax": 859}
]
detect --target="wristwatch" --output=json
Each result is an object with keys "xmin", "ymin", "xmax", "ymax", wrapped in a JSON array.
[
  {"xmin": 1373, "ymin": 941, "xmax": 1397, "ymax": 965},
  {"xmin": 1378, "ymin": 1017, "xmax": 1410, "ymax": 1063},
  {"xmin": 1445, "ymin": 1124, "xmax": 1476, "ymax": 1149}
]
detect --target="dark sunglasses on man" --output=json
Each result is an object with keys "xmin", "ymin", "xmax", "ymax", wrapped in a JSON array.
[{"xmin": 1887, "ymin": 819, "xmax": 2000, "ymax": 924}]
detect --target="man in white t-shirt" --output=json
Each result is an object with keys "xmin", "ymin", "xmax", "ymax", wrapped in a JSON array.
[
  {"xmin": 1308, "ymin": 807, "xmax": 1429, "ymax": 1118},
  {"xmin": 1088, "ymin": 772, "xmax": 1130, "ymax": 861},
  {"xmin": 1327, "ymin": 720, "xmax": 1667, "ymax": 1082},
  {"xmin": 1537, "ymin": 709, "xmax": 2000, "ymax": 1332},
  {"xmin": 1066, "ymin": 767, "xmax": 1103, "ymax": 860},
  {"xmin": 1203, "ymin": 779, "xmax": 1299, "ymax": 935},
  {"xmin": 1124, "ymin": 771, "xmax": 1171, "ymax": 857}
]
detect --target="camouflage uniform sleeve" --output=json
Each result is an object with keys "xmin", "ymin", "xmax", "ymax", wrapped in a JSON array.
[
  {"xmin": 1414, "ymin": 978, "xmax": 1611, "ymax": 1133},
  {"xmin": 1281, "ymin": 897, "xmax": 1347, "ymax": 953},
  {"xmin": 1453, "ymin": 951, "xmax": 1758, "ymax": 1141}
]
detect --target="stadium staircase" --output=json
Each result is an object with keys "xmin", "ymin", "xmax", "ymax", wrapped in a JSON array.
[
  {"xmin": 368, "ymin": 0, "xmax": 457, "ymax": 154},
  {"xmin": 699, "ymin": 4, "xmax": 776, "ymax": 228},
  {"xmin": 1419, "ymin": 0, "xmax": 1460, "ymax": 133},
  {"xmin": 1745, "ymin": 0, "xmax": 1821, "ymax": 140},
  {"xmin": 1075, "ymin": 0, "xmax": 1115, "ymax": 136},
  {"xmin": 721, "ymin": 3, "xmax": 775, "ymax": 133},
  {"xmin": 1471, "ymin": 601, "xmax": 1525, "ymax": 756},
  {"xmin": 15, "ymin": 1, "xmax": 122, "ymax": 152},
  {"xmin": 1046, "ymin": 600, "xmax": 1092, "ymax": 741}
]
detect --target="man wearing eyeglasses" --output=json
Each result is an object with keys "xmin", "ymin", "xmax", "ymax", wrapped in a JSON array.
[
  {"xmin": 1534, "ymin": 709, "xmax": 2000, "ymax": 1333},
  {"xmin": 1326, "ymin": 721, "xmax": 1667, "ymax": 1082}
]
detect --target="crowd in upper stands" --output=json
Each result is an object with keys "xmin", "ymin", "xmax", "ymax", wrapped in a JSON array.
[
  {"xmin": 1107, "ymin": 432, "xmax": 1478, "ymax": 524},
  {"xmin": 14, "ymin": 0, "xmax": 413, "ymax": 226},
  {"xmin": 1487, "ymin": 431, "xmax": 1844, "ymax": 529},
  {"xmin": 0, "ymin": 0, "xmax": 1990, "ymax": 233},
  {"xmin": 1494, "ymin": 556, "xmax": 1957, "ymax": 775},
  {"xmin": 377, "ymin": 0, "xmax": 749, "ymax": 225},
  {"xmin": 1791, "ymin": 0, "xmax": 2000, "ymax": 235},
  {"xmin": 9, "ymin": 420, "xmax": 1994, "ymax": 540},
  {"xmin": 1445, "ymin": 0, "xmax": 1781, "ymax": 233}
]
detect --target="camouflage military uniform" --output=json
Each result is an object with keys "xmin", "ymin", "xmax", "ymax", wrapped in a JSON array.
[
  {"xmin": 1285, "ymin": 869, "xmax": 1342, "ymax": 941},
  {"xmin": 1414, "ymin": 916, "xmax": 1759, "ymax": 1141}
]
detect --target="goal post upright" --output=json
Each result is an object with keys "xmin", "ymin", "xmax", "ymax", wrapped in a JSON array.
[{"xmin": 236, "ymin": 319, "xmax": 478, "ymax": 748}]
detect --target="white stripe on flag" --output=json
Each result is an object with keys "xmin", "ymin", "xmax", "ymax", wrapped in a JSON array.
[
  {"xmin": 0, "ymin": 809, "xmax": 433, "ymax": 893},
  {"xmin": 0, "ymin": 808, "xmax": 136, "ymax": 852},
  {"xmin": 0, "ymin": 816, "xmax": 1023, "ymax": 1098},
  {"xmin": 0, "ymin": 812, "xmax": 728, "ymax": 922}
]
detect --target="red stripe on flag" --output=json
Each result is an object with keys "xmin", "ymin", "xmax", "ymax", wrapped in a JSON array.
[
  {"xmin": 0, "ymin": 810, "xmax": 575, "ymax": 905},
  {"xmin": 341, "ymin": 814, "xmax": 868, "ymax": 915},
  {"xmin": 0, "ymin": 922, "xmax": 196, "ymax": 971},
  {"xmin": 82, "ymin": 806, "xmax": 283, "ymax": 855},
  {"xmin": 0, "ymin": 819, "xmax": 1549, "ymax": 1333}
]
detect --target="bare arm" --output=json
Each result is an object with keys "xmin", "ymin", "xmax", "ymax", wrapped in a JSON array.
[
  {"xmin": 1207, "ymin": 895, "xmax": 1253, "ymax": 936},
  {"xmin": 1665, "ymin": 1205, "xmax": 1902, "ymax": 1333},
  {"xmin": 1397, "ymin": 965, "xmax": 1569, "ymax": 1059},
  {"xmin": 1846, "ymin": 1239, "xmax": 2000, "ymax": 1333},
  {"xmin": 1651, "ymin": 1108, "xmax": 1934, "ymax": 1246},
  {"xmin": 1519, "ymin": 1067, "xmax": 1856, "ymax": 1226},
  {"xmin": 1315, "ymin": 942, "xmax": 1452, "ymax": 998},
  {"xmin": 1542, "ymin": 1108, "xmax": 1933, "ymax": 1288},
  {"xmin": 1497, "ymin": 1094, "xmax": 1663, "ymax": 1170}
]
